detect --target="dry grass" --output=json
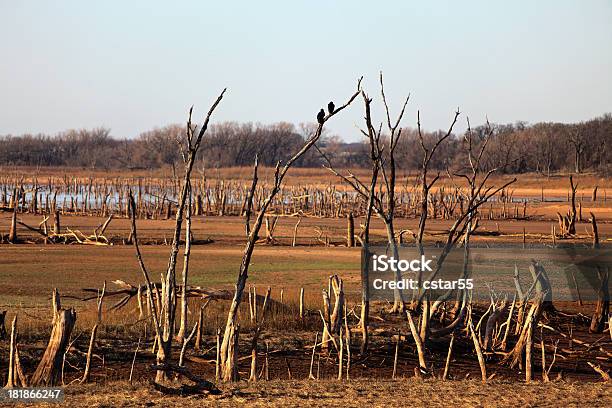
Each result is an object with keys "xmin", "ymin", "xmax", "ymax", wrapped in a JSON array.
[
  {"xmin": 52, "ymin": 378, "xmax": 611, "ymax": 407},
  {"xmin": 0, "ymin": 244, "xmax": 357, "ymax": 309}
]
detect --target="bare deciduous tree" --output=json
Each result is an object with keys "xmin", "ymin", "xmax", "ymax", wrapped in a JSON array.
[
  {"xmin": 128, "ymin": 89, "xmax": 226, "ymax": 385},
  {"xmin": 219, "ymin": 78, "xmax": 363, "ymax": 381}
]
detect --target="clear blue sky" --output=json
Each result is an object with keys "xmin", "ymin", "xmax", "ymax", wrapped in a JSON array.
[{"xmin": 1, "ymin": 0, "xmax": 611, "ymax": 141}]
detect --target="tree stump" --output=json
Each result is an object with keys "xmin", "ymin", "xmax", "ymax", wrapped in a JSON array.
[
  {"xmin": 8, "ymin": 208, "xmax": 17, "ymax": 243},
  {"xmin": 30, "ymin": 308, "xmax": 77, "ymax": 386},
  {"xmin": 53, "ymin": 210, "xmax": 61, "ymax": 234}
]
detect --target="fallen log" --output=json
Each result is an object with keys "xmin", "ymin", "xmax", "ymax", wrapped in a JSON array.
[{"xmin": 16, "ymin": 215, "xmax": 113, "ymax": 245}]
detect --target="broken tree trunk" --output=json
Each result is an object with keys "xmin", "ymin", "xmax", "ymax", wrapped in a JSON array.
[
  {"xmin": 53, "ymin": 210, "xmax": 61, "ymax": 234},
  {"xmin": 5, "ymin": 316, "xmax": 27, "ymax": 388},
  {"xmin": 31, "ymin": 308, "xmax": 77, "ymax": 386}
]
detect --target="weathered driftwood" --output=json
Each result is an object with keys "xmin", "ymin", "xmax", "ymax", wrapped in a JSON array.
[
  {"xmin": 78, "ymin": 280, "xmax": 234, "ymax": 311},
  {"xmin": 587, "ymin": 362, "xmax": 610, "ymax": 382},
  {"xmin": 16, "ymin": 214, "xmax": 113, "ymax": 245}
]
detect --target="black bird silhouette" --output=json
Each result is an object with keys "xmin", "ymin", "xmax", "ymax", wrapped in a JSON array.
[
  {"xmin": 317, "ymin": 108, "xmax": 325, "ymax": 124},
  {"xmin": 327, "ymin": 101, "xmax": 335, "ymax": 115}
]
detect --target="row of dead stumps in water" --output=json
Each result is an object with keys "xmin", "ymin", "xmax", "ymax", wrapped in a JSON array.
[{"xmin": 5, "ymin": 177, "xmax": 607, "ymax": 222}]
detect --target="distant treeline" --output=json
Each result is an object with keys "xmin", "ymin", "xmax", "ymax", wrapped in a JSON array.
[{"xmin": 1, "ymin": 114, "xmax": 610, "ymax": 174}]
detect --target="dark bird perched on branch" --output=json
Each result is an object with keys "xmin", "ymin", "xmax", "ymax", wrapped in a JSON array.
[
  {"xmin": 317, "ymin": 108, "xmax": 325, "ymax": 124},
  {"xmin": 327, "ymin": 101, "xmax": 335, "ymax": 115}
]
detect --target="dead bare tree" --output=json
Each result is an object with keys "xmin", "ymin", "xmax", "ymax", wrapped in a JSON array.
[
  {"xmin": 568, "ymin": 125, "xmax": 585, "ymax": 174},
  {"xmin": 128, "ymin": 89, "xmax": 226, "ymax": 386},
  {"xmin": 419, "ymin": 118, "xmax": 517, "ymax": 309},
  {"xmin": 410, "ymin": 118, "xmax": 517, "ymax": 354},
  {"xmin": 219, "ymin": 78, "xmax": 362, "ymax": 381},
  {"xmin": 324, "ymin": 73, "xmax": 409, "ymax": 314},
  {"xmin": 414, "ymin": 108, "xmax": 460, "ymax": 302}
]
